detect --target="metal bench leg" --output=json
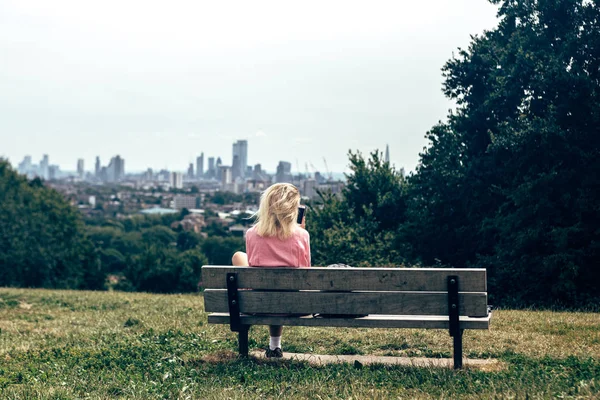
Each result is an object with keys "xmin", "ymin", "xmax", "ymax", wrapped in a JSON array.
[
  {"xmin": 453, "ymin": 329, "xmax": 463, "ymax": 369},
  {"xmin": 448, "ymin": 276, "xmax": 463, "ymax": 369},
  {"xmin": 239, "ymin": 326, "xmax": 249, "ymax": 356}
]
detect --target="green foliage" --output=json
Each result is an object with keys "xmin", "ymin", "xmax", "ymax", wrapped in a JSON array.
[
  {"xmin": 343, "ymin": 151, "xmax": 406, "ymax": 232},
  {"xmin": 310, "ymin": 151, "xmax": 406, "ymax": 267},
  {"xmin": 176, "ymin": 231, "xmax": 202, "ymax": 252},
  {"xmin": 0, "ymin": 160, "xmax": 103, "ymax": 289},
  {"xmin": 122, "ymin": 246, "xmax": 207, "ymax": 293},
  {"xmin": 201, "ymin": 237, "xmax": 245, "ymax": 265},
  {"xmin": 0, "ymin": 160, "xmax": 220, "ymax": 293},
  {"xmin": 308, "ymin": 0, "xmax": 600, "ymax": 307},
  {"xmin": 403, "ymin": 0, "xmax": 600, "ymax": 306},
  {"xmin": 140, "ymin": 225, "xmax": 177, "ymax": 247},
  {"xmin": 86, "ymin": 218, "xmax": 212, "ymax": 292}
]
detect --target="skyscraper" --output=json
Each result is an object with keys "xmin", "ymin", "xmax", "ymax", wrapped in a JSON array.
[
  {"xmin": 77, "ymin": 159, "xmax": 84, "ymax": 178},
  {"xmin": 106, "ymin": 155, "xmax": 125, "ymax": 182},
  {"xmin": 95, "ymin": 157, "xmax": 101, "ymax": 178},
  {"xmin": 170, "ymin": 172, "xmax": 183, "ymax": 189},
  {"xmin": 275, "ymin": 161, "xmax": 292, "ymax": 183},
  {"xmin": 207, "ymin": 157, "xmax": 215, "ymax": 178},
  {"xmin": 385, "ymin": 144, "xmax": 390, "ymax": 164},
  {"xmin": 39, "ymin": 154, "xmax": 49, "ymax": 180},
  {"xmin": 187, "ymin": 163, "xmax": 194, "ymax": 179},
  {"xmin": 232, "ymin": 140, "xmax": 248, "ymax": 180},
  {"xmin": 196, "ymin": 153, "xmax": 204, "ymax": 178},
  {"xmin": 232, "ymin": 155, "xmax": 240, "ymax": 181},
  {"xmin": 215, "ymin": 157, "xmax": 222, "ymax": 181},
  {"xmin": 18, "ymin": 156, "xmax": 32, "ymax": 175}
]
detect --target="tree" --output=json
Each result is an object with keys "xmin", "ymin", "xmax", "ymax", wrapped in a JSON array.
[
  {"xmin": 141, "ymin": 225, "xmax": 177, "ymax": 247},
  {"xmin": 121, "ymin": 246, "xmax": 206, "ymax": 293},
  {"xmin": 406, "ymin": 0, "xmax": 600, "ymax": 306},
  {"xmin": 201, "ymin": 237, "xmax": 245, "ymax": 265},
  {"xmin": 309, "ymin": 151, "xmax": 407, "ymax": 267},
  {"xmin": 176, "ymin": 231, "xmax": 201, "ymax": 252},
  {"xmin": 0, "ymin": 160, "xmax": 103, "ymax": 289}
]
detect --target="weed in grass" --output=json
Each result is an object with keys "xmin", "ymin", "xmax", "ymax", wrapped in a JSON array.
[
  {"xmin": 334, "ymin": 343, "xmax": 363, "ymax": 355},
  {"xmin": 123, "ymin": 317, "xmax": 140, "ymax": 328}
]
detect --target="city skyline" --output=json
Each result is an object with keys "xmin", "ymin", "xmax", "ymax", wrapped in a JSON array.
[
  {"xmin": 11, "ymin": 141, "xmax": 363, "ymax": 177},
  {"xmin": 1, "ymin": 0, "xmax": 499, "ymax": 173}
]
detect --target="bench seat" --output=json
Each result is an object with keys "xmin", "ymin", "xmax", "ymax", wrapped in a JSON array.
[{"xmin": 207, "ymin": 312, "xmax": 491, "ymax": 329}]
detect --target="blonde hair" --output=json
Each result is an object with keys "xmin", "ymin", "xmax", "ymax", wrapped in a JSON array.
[{"xmin": 254, "ymin": 183, "xmax": 301, "ymax": 240}]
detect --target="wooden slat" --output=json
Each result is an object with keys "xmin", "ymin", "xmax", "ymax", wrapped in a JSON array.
[
  {"xmin": 201, "ymin": 266, "xmax": 487, "ymax": 292},
  {"xmin": 207, "ymin": 313, "xmax": 491, "ymax": 330},
  {"xmin": 203, "ymin": 290, "xmax": 488, "ymax": 317}
]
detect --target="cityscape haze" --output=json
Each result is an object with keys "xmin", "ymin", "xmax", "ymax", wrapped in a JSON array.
[
  {"xmin": 0, "ymin": 0, "xmax": 499, "ymax": 175},
  {"xmin": 14, "ymin": 136, "xmax": 370, "ymax": 200}
]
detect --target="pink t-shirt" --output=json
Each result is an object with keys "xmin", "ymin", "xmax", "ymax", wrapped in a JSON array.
[{"xmin": 245, "ymin": 226, "xmax": 311, "ymax": 268}]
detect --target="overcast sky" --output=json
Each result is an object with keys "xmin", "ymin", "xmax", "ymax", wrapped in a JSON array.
[{"xmin": 0, "ymin": 0, "xmax": 499, "ymax": 174}]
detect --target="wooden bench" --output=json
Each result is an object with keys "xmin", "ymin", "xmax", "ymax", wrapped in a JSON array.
[{"xmin": 202, "ymin": 266, "xmax": 492, "ymax": 369}]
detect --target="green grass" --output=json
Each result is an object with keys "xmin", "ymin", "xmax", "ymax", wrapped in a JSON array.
[{"xmin": 0, "ymin": 288, "xmax": 599, "ymax": 399}]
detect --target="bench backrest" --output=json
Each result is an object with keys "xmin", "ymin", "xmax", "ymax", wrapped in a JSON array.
[{"xmin": 202, "ymin": 266, "xmax": 488, "ymax": 317}]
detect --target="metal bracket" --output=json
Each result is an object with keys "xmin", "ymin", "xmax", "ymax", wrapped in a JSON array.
[
  {"xmin": 447, "ymin": 275, "xmax": 460, "ymax": 337},
  {"xmin": 226, "ymin": 273, "xmax": 241, "ymax": 332}
]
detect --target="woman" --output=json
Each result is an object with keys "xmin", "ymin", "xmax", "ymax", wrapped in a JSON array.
[{"xmin": 232, "ymin": 183, "xmax": 310, "ymax": 358}]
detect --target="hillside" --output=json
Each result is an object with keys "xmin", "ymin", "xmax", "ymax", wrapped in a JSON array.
[{"xmin": 1, "ymin": 288, "xmax": 598, "ymax": 399}]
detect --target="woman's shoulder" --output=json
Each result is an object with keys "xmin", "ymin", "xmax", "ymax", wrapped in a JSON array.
[
  {"xmin": 246, "ymin": 225, "xmax": 257, "ymax": 238},
  {"xmin": 294, "ymin": 227, "xmax": 310, "ymax": 239}
]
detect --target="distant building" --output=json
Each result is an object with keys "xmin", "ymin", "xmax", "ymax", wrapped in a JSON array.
[
  {"xmin": 229, "ymin": 224, "xmax": 248, "ymax": 237},
  {"xmin": 171, "ymin": 213, "xmax": 206, "ymax": 233},
  {"xmin": 143, "ymin": 168, "xmax": 153, "ymax": 181},
  {"xmin": 303, "ymin": 179, "xmax": 317, "ymax": 199},
  {"xmin": 196, "ymin": 153, "xmax": 204, "ymax": 178},
  {"xmin": 253, "ymin": 164, "xmax": 262, "ymax": 178},
  {"xmin": 275, "ymin": 161, "xmax": 292, "ymax": 183},
  {"xmin": 17, "ymin": 155, "xmax": 32, "ymax": 175},
  {"xmin": 170, "ymin": 172, "xmax": 183, "ymax": 189},
  {"xmin": 220, "ymin": 166, "xmax": 232, "ymax": 185},
  {"xmin": 232, "ymin": 140, "xmax": 248, "ymax": 179},
  {"xmin": 232, "ymin": 155, "xmax": 242, "ymax": 182},
  {"xmin": 385, "ymin": 144, "xmax": 390, "ymax": 164},
  {"xmin": 95, "ymin": 157, "xmax": 101, "ymax": 178},
  {"xmin": 77, "ymin": 159, "xmax": 84, "ymax": 178},
  {"xmin": 172, "ymin": 195, "xmax": 201, "ymax": 210},
  {"xmin": 157, "ymin": 169, "xmax": 170, "ymax": 182},
  {"xmin": 106, "ymin": 155, "xmax": 125, "ymax": 182},
  {"xmin": 187, "ymin": 163, "xmax": 194, "ymax": 180},
  {"xmin": 48, "ymin": 165, "xmax": 59, "ymax": 180},
  {"xmin": 40, "ymin": 154, "xmax": 49, "ymax": 180},
  {"xmin": 215, "ymin": 157, "xmax": 223, "ymax": 181},
  {"xmin": 140, "ymin": 207, "xmax": 178, "ymax": 216},
  {"xmin": 246, "ymin": 179, "xmax": 270, "ymax": 192},
  {"xmin": 207, "ymin": 157, "xmax": 215, "ymax": 178}
]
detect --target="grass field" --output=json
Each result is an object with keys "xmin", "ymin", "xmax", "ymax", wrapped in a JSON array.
[{"xmin": 1, "ymin": 288, "xmax": 599, "ymax": 399}]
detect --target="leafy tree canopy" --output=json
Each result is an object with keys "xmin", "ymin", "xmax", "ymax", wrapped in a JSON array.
[
  {"xmin": 0, "ymin": 160, "xmax": 103, "ymax": 289},
  {"xmin": 405, "ymin": 0, "xmax": 600, "ymax": 306}
]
